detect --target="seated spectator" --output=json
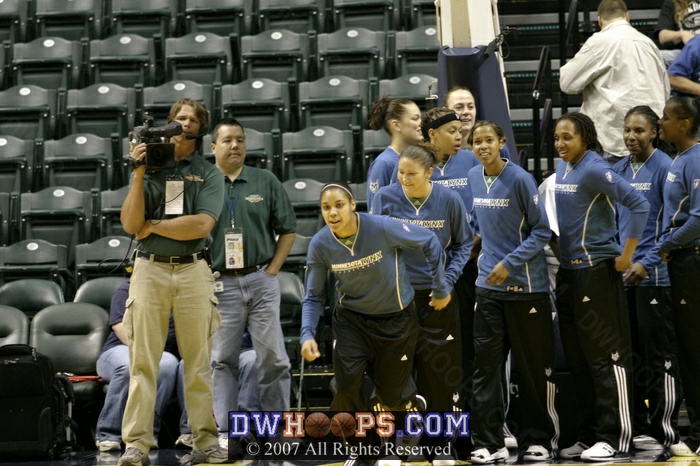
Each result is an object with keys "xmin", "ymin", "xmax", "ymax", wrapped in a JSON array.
[
  {"xmin": 655, "ymin": 0, "xmax": 700, "ymax": 68},
  {"xmin": 95, "ymin": 281, "xmax": 187, "ymax": 452},
  {"xmin": 667, "ymin": 35, "xmax": 700, "ymax": 96}
]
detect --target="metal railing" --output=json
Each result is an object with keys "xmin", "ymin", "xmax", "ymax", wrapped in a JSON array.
[{"xmin": 532, "ymin": 45, "xmax": 554, "ymax": 182}]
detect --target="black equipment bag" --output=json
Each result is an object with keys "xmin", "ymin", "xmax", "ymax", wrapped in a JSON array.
[{"xmin": 0, "ymin": 343, "xmax": 76, "ymax": 460}]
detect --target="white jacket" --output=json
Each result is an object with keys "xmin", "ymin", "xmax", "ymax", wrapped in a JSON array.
[{"xmin": 560, "ymin": 20, "xmax": 670, "ymax": 157}]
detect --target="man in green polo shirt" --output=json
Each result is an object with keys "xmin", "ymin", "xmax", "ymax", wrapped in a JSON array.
[
  {"xmin": 209, "ymin": 118, "xmax": 296, "ymax": 447},
  {"xmin": 119, "ymin": 98, "xmax": 232, "ymax": 466}
]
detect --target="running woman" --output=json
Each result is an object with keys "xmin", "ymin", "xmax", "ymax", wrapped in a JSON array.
[
  {"xmin": 466, "ymin": 121, "xmax": 559, "ymax": 464},
  {"xmin": 657, "ymin": 96, "xmax": 700, "ymax": 458},
  {"xmin": 554, "ymin": 112, "xmax": 649, "ymax": 462},
  {"xmin": 612, "ymin": 105, "xmax": 680, "ymax": 452},
  {"xmin": 371, "ymin": 142, "xmax": 472, "ymax": 412},
  {"xmin": 366, "ymin": 97, "xmax": 423, "ymax": 208},
  {"xmin": 300, "ymin": 181, "xmax": 451, "ymax": 413}
]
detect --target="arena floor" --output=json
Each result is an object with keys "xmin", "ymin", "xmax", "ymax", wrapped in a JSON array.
[{"xmin": 1, "ymin": 448, "xmax": 699, "ymax": 466}]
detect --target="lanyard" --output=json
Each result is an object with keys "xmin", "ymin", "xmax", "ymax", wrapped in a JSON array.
[{"xmin": 224, "ymin": 181, "xmax": 242, "ymax": 228}]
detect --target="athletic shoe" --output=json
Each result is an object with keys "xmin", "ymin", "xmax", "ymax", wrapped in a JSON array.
[
  {"xmin": 560, "ymin": 441, "xmax": 589, "ymax": 459},
  {"xmin": 175, "ymin": 433, "xmax": 193, "ymax": 449},
  {"xmin": 504, "ymin": 435, "xmax": 518, "ymax": 450},
  {"xmin": 97, "ymin": 439, "xmax": 121, "ymax": 452},
  {"xmin": 118, "ymin": 447, "xmax": 150, "ymax": 466},
  {"xmin": 191, "ymin": 443, "xmax": 234, "ymax": 464},
  {"xmin": 470, "ymin": 447, "xmax": 509, "ymax": 464},
  {"xmin": 633, "ymin": 435, "xmax": 664, "ymax": 451},
  {"xmin": 523, "ymin": 444, "xmax": 553, "ymax": 462},
  {"xmin": 670, "ymin": 441, "xmax": 700, "ymax": 457},
  {"xmin": 580, "ymin": 442, "xmax": 616, "ymax": 461}
]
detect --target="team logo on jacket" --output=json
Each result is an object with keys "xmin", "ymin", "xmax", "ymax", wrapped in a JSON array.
[
  {"xmin": 369, "ymin": 180, "xmax": 379, "ymax": 193},
  {"xmin": 184, "ymin": 174, "xmax": 204, "ymax": 182},
  {"xmin": 245, "ymin": 194, "xmax": 264, "ymax": 203},
  {"xmin": 694, "ymin": 179, "xmax": 700, "ymax": 190},
  {"xmin": 533, "ymin": 194, "xmax": 539, "ymax": 205},
  {"xmin": 605, "ymin": 171, "xmax": 613, "ymax": 183},
  {"xmin": 667, "ymin": 172, "xmax": 676, "ymax": 183}
]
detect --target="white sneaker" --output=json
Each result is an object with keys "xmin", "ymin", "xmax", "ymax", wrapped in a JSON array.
[
  {"xmin": 670, "ymin": 441, "xmax": 700, "ymax": 457},
  {"xmin": 504, "ymin": 435, "xmax": 518, "ymax": 450},
  {"xmin": 470, "ymin": 447, "xmax": 509, "ymax": 464},
  {"xmin": 97, "ymin": 439, "xmax": 121, "ymax": 452},
  {"xmin": 377, "ymin": 456, "xmax": 402, "ymax": 466},
  {"xmin": 633, "ymin": 435, "xmax": 663, "ymax": 451},
  {"xmin": 432, "ymin": 453, "xmax": 455, "ymax": 466},
  {"xmin": 523, "ymin": 444, "xmax": 553, "ymax": 462},
  {"xmin": 560, "ymin": 441, "xmax": 589, "ymax": 459},
  {"xmin": 580, "ymin": 441, "xmax": 616, "ymax": 461}
]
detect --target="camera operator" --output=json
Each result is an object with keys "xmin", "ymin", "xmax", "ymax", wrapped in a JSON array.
[{"xmin": 119, "ymin": 98, "xmax": 232, "ymax": 466}]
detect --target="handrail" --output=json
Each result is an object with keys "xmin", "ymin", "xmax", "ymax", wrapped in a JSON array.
[
  {"xmin": 532, "ymin": 45, "xmax": 553, "ymax": 183},
  {"xmin": 559, "ymin": 0, "xmax": 579, "ymax": 114}
]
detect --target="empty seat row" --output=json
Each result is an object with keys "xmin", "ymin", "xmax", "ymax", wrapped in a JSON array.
[
  {"xmin": 0, "ymin": 27, "xmax": 439, "ymax": 92},
  {"xmin": 0, "ymin": 0, "xmax": 436, "ymax": 44},
  {"xmin": 0, "ymin": 72, "xmax": 435, "ymax": 148}
]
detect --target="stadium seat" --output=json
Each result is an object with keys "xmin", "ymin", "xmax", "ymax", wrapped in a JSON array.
[
  {"xmin": 278, "ymin": 270, "xmax": 304, "ymax": 365},
  {"xmin": 88, "ymin": 34, "xmax": 158, "ymax": 88},
  {"xmin": 282, "ymin": 126, "xmax": 360, "ymax": 183},
  {"xmin": 317, "ymin": 27, "xmax": 387, "ymax": 80},
  {"xmin": 0, "ymin": 85, "xmax": 56, "ymax": 140},
  {"xmin": 34, "ymin": 0, "xmax": 101, "ymax": 41},
  {"xmin": 107, "ymin": 0, "xmax": 179, "ymax": 39},
  {"xmin": 376, "ymin": 73, "xmax": 437, "ymax": 111},
  {"xmin": 0, "ymin": 135, "xmax": 37, "ymax": 193},
  {"xmin": 11, "ymin": 37, "xmax": 82, "ymax": 90},
  {"xmin": 282, "ymin": 178, "xmax": 325, "ymax": 237},
  {"xmin": 19, "ymin": 187, "xmax": 96, "ymax": 266},
  {"xmin": 257, "ymin": 0, "xmax": 323, "ymax": 34},
  {"xmin": 40, "ymin": 133, "xmax": 117, "ymax": 191},
  {"xmin": 281, "ymin": 233, "xmax": 312, "ymax": 279},
  {"xmin": 402, "ymin": 0, "xmax": 438, "ymax": 30},
  {"xmin": 73, "ymin": 276, "xmax": 128, "ymax": 310},
  {"xmin": 30, "ymin": 302, "xmax": 109, "ymax": 408},
  {"xmin": 219, "ymin": 78, "xmax": 297, "ymax": 133},
  {"xmin": 0, "ymin": 192, "xmax": 17, "ymax": 245},
  {"xmin": 240, "ymin": 29, "xmax": 315, "ymax": 82},
  {"xmin": 62, "ymin": 83, "xmax": 136, "ymax": 140},
  {"xmin": 331, "ymin": 0, "xmax": 399, "ymax": 32},
  {"xmin": 184, "ymin": 0, "xmax": 249, "ymax": 38},
  {"xmin": 298, "ymin": 75, "xmax": 369, "ymax": 130},
  {"xmin": 351, "ymin": 181, "xmax": 368, "ymax": 211},
  {"xmin": 0, "ymin": 277, "xmax": 65, "ymax": 319},
  {"xmin": 99, "ymin": 186, "xmax": 129, "ymax": 237},
  {"xmin": 0, "ymin": 305, "xmax": 28, "ymax": 345},
  {"xmin": 164, "ymin": 31, "xmax": 234, "ymax": 85},
  {"xmin": 202, "ymin": 128, "xmax": 280, "ymax": 173},
  {"xmin": 361, "ymin": 128, "xmax": 390, "ymax": 176},
  {"xmin": 0, "ymin": 0, "xmax": 27, "ymax": 43},
  {"xmin": 74, "ymin": 236, "xmax": 134, "ymax": 287},
  {"xmin": 394, "ymin": 25, "xmax": 439, "ymax": 76},
  {"xmin": 138, "ymin": 80, "xmax": 213, "ymax": 127}
]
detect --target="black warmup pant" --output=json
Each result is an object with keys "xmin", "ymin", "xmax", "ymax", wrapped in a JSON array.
[
  {"xmin": 668, "ymin": 247, "xmax": 700, "ymax": 452},
  {"xmin": 556, "ymin": 260, "xmax": 633, "ymax": 452},
  {"xmin": 330, "ymin": 302, "xmax": 419, "ymax": 412},
  {"xmin": 455, "ymin": 259, "xmax": 477, "ymax": 409},
  {"xmin": 471, "ymin": 288, "xmax": 559, "ymax": 452},
  {"xmin": 627, "ymin": 285, "xmax": 681, "ymax": 446},
  {"xmin": 413, "ymin": 289, "xmax": 462, "ymax": 411}
]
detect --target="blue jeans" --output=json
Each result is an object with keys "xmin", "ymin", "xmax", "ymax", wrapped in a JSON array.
[
  {"xmin": 211, "ymin": 269, "xmax": 291, "ymax": 432},
  {"xmin": 96, "ymin": 345, "xmax": 178, "ymax": 442},
  {"xmin": 238, "ymin": 348, "xmax": 262, "ymax": 412}
]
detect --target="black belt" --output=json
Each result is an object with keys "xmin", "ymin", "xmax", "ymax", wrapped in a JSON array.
[
  {"xmin": 220, "ymin": 259, "xmax": 271, "ymax": 277},
  {"xmin": 135, "ymin": 250, "xmax": 205, "ymax": 265}
]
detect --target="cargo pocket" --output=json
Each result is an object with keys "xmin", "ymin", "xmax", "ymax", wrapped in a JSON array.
[
  {"xmin": 122, "ymin": 297, "xmax": 136, "ymax": 341},
  {"xmin": 209, "ymin": 295, "xmax": 221, "ymax": 335}
]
